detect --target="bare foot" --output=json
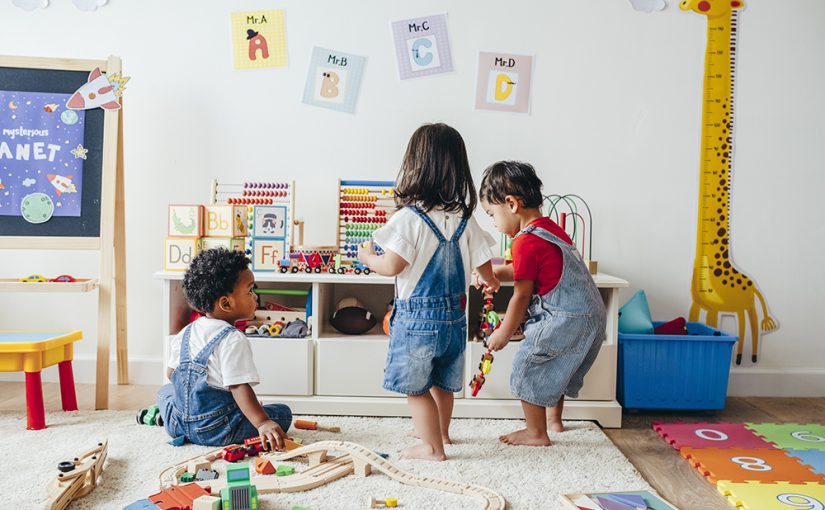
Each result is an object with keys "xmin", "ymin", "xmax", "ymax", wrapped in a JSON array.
[
  {"xmin": 408, "ymin": 430, "xmax": 453, "ymax": 444},
  {"xmin": 399, "ymin": 443, "xmax": 447, "ymax": 461},
  {"xmin": 548, "ymin": 420, "xmax": 564, "ymax": 433},
  {"xmin": 499, "ymin": 428, "xmax": 552, "ymax": 446}
]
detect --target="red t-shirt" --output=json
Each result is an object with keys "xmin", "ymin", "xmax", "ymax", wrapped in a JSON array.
[{"xmin": 511, "ymin": 217, "xmax": 573, "ymax": 296}]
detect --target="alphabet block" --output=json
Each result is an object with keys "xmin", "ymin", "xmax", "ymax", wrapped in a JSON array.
[
  {"xmin": 193, "ymin": 495, "xmax": 221, "ymax": 510},
  {"xmin": 251, "ymin": 205, "xmax": 288, "ymax": 239},
  {"xmin": 200, "ymin": 237, "xmax": 245, "ymax": 252},
  {"xmin": 251, "ymin": 238, "xmax": 286, "ymax": 271},
  {"xmin": 168, "ymin": 204, "xmax": 203, "ymax": 237},
  {"xmin": 204, "ymin": 205, "xmax": 247, "ymax": 237},
  {"xmin": 164, "ymin": 237, "xmax": 200, "ymax": 271}
]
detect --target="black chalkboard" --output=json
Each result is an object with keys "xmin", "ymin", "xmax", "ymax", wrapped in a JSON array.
[{"xmin": 0, "ymin": 66, "xmax": 104, "ymax": 237}]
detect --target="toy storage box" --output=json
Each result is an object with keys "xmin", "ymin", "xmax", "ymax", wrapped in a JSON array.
[{"xmin": 617, "ymin": 322, "xmax": 737, "ymax": 410}]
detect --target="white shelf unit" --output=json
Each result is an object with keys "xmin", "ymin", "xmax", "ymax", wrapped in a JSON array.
[{"xmin": 154, "ymin": 271, "xmax": 628, "ymax": 427}]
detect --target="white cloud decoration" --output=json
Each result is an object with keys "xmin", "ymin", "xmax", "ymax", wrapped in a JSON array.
[
  {"xmin": 630, "ymin": 0, "xmax": 667, "ymax": 12},
  {"xmin": 22, "ymin": 178, "xmax": 36, "ymax": 187},
  {"xmin": 72, "ymin": 0, "xmax": 107, "ymax": 11},
  {"xmin": 12, "ymin": 0, "xmax": 48, "ymax": 11}
]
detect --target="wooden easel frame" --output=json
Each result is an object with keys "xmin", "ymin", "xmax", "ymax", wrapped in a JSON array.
[{"xmin": 0, "ymin": 55, "xmax": 127, "ymax": 409}]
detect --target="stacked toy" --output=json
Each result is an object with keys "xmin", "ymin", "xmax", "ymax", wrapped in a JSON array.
[{"xmin": 165, "ymin": 203, "xmax": 247, "ymax": 271}]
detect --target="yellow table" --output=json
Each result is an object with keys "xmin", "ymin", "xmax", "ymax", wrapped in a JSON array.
[{"xmin": 0, "ymin": 330, "xmax": 82, "ymax": 430}]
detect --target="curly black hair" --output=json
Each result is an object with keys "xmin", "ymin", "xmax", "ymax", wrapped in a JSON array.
[
  {"xmin": 182, "ymin": 248, "xmax": 251, "ymax": 313},
  {"xmin": 479, "ymin": 160, "xmax": 544, "ymax": 209}
]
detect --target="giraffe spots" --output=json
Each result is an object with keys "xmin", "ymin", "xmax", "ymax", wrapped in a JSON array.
[
  {"xmin": 698, "ymin": 1, "xmax": 711, "ymax": 11},
  {"xmin": 747, "ymin": 280, "xmax": 752, "ymax": 286},
  {"xmin": 718, "ymin": 228, "xmax": 726, "ymax": 237},
  {"xmin": 717, "ymin": 208, "xmax": 723, "ymax": 214},
  {"xmin": 714, "ymin": 269, "xmax": 722, "ymax": 276},
  {"xmin": 737, "ymin": 279, "xmax": 742, "ymax": 284},
  {"xmin": 722, "ymin": 279, "xmax": 728, "ymax": 285},
  {"xmin": 714, "ymin": 253, "xmax": 720, "ymax": 259},
  {"xmin": 724, "ymin": 270, "xmax": 730, "ymax": 276},
  {"xmin": 722, "ymin": 238, "xmax": 729, "ymax": 245},
  {"xmin": 719, "ymin": 178, "xmax": 726, "ymax": 185},
  {"xmin": 720, "ymin": 214, "xmax": 725, "ymax": 221}
]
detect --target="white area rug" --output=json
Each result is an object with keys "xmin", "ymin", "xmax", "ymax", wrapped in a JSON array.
[{"xmin": 0, "ymin": 411, "xmax": 650, "ymax": 509}]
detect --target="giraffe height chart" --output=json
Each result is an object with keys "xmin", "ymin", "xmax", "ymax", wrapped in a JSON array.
[{"xmin": 681, "ymin": 0, "xmax": 777, "ymax": 364}]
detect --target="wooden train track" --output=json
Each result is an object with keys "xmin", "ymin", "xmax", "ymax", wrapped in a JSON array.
[
  {"xmin": 45, "ymin": 439, "xmax": 108, "ymax": 510},
  {"xmin": 159, "ymin": 440, "xmax": 505, "ymax": 510}
]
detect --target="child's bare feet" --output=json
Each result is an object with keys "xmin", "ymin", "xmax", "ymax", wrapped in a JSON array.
[
  {"xmin": 399, "ymin": 443, "xmax": 447, "ymax": 461},
  {"xmin": 547, "ymin": 420, "xmax": 564, "ymax": 433},
  {"xmin": 408, "ymin": 430, "xmax": 453, "ymax": 444},
  {"xmin": 499, "ymin": 428, "xmax": 552, "ymax": 446}
]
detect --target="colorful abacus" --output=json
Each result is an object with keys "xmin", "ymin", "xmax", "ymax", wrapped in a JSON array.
[
  {"xmin": 211, "ymin": 179, "xmax": 294, "ymax": 208},
  {"xmin": 337, "ymin": 179, "xmax": 395, "ymax": 271}
]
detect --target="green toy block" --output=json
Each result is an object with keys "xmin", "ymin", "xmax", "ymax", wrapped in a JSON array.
[
  {"xmin": 275, "ymin": 465, "xmax": 295, "ymax": 476},
  {"xmin": 179, "ymin": 471, "xmax": 195, "ymax": 483}
]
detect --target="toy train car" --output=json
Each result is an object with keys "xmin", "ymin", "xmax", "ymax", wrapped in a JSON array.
[{"xmin": 276, "ymin": 247, "xmax": 372, "ymax": 275}]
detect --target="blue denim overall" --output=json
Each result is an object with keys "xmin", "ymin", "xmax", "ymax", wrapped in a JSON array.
[
  {"xmin": 383, "ymin": 206, "xmax": 469, "ymax": 395},
  {"xmin": 509, "ymin": 225, "xmax": 607, "ymax": 408},
  {"xmin": 157, "ymin": 324, "xmax": 292, "ymax": 446}
]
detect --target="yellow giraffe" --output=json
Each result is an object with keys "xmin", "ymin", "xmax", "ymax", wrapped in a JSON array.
[{"xmin": 681, "ymin": 0, "xmax": 777, "ymax": 365}]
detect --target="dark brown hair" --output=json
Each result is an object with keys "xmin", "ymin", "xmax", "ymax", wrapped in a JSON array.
[
  {"xmin": 394, "ymin": 123, "xmax": 477, "ymax": 218},
  {"xmin": 479, "ymin": 161, "xmax": 544, "ymax": 209}
]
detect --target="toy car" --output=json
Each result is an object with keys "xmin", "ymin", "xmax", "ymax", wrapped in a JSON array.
[
  {"xmin": 222, "ymin": 445, "xmax": 248, "ymax": 463},
  {"xmin": 469, "ymin": 373, "xmax": 486, "ymax": 397},
  {"xmin": 19, "ymin": 273, "xmax": 47, "ymax": 282},
  {"xmin": 136, "ymin": 404, "xmax": 163, "ymax": 426},
  {"xmin": 49, "ymin": 274, "xmax": 76, "ymax": 283}
]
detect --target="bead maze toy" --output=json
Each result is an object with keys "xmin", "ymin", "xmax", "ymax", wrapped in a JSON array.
[
  {"xmin": 159, "ymin": 441, "xmax": 506, "ymax": 510},
  {"xmin": 544, "ymin": 193, "xmax": 597, "ymax": 274},
  {"xmin": 654, "ymin": 422, "xmax": 825, "ymax": 509},
  {"xmin": 469, "ymin": 290, "xmax": 498, "ymax": 397},
  {"xmin": 337, "ymin": 179, "xmax": 395, "ymax": 274},
  {"xmin": 45, "ymin": 439, "xmax": 108, "ymax": 510}
]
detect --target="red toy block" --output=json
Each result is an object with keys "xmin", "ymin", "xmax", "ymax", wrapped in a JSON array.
[
  {"xmin": 653, "ymin": 422, "xmax": 775, "ymax": 450},
  {"xmin": 680, "ymin": 447, "xmax": 825, "ymax": 484}
]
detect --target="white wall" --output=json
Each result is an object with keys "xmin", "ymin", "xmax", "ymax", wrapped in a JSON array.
[{"xmin": 1, "ymin": 0, "xmax": 823, "ymax": 395}]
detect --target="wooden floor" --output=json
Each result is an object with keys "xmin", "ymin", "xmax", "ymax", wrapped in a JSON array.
[{"xmin": 1, "ymin": 382, "xmax": 822, "ymax": 510}]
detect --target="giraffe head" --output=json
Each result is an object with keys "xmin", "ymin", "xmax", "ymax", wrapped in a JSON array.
[{"xmin": 679, "ymin": 0, "xmax": 744, "ymax": 16}]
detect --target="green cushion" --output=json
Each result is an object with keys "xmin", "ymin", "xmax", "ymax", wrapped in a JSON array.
[{"xmin": 618, "ymin": 290, "xmax": 654, "ymax": 334}]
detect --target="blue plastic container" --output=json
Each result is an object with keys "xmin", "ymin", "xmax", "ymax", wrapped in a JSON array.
[{"xmin": 617, "ymin": 322, "xmax": 737, "ymax": 410}]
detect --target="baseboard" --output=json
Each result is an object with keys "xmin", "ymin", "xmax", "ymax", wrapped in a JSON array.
[
  {"xmin": 0, "ymin": 355, "xmax": 163, "ymax": 385},
  {"xmin": 728, "ymin": 368, "xmax": 825, "ymax": 397}
]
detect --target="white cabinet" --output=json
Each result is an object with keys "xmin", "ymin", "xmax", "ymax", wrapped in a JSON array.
[{"xmin": 155, "ymin": 271, "xmax": 627, "ymax": 427}]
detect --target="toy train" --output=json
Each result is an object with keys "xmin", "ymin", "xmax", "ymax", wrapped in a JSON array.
[{"xmin": 277, "ymin": 246, "xmax": 372, "ymax": 275}]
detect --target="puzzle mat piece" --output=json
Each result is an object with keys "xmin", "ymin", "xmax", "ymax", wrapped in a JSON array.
[
  {"xmin": 788, "ymin": 450, "xmax": 825, "ymax": 476},
  {"xmin": 653, "ymin": 421, "xmax": 775, "ymax": 450},
  {"xmin": 680, "ymin": 447, "xmax": 825, "ymax": 484},
  {"xmin": 746, "ymin": 423, "xmax": 825, "ymax": 452},
  {"xmin": 588, "ymin": 491, "xmax": 678, "ymax": 510},
  {"xmin": 717, "ymin": 481, "xmax": 825, "ymax": 509}
]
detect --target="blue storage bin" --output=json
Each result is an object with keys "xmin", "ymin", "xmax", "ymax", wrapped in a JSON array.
[{"xmin": 617, "ymin": 322, "xmax": 737, "ymax": 410}]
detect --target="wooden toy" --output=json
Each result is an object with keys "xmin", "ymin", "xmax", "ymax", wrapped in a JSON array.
[
  {"xmin": 251, "ymin": 204, "xmax": 289, "ymax": 239},
  {"xmin": 193, "ymin": 495, "xmax": 221, "ymax": 510},
  {"xmin": 545, "ymin": 194, "xmax": 597, "ymax": 274},
  {"xmin": 159, "ymin": 441, "xmax": 506, "ymax": 510},
  {"xmin": 180, "ymin": 472, "xmax": 195, "ymax": 483},
  {"xmin": 221, "ymin": 463, "xmax": 258, "ymax": 510},
  {"xmin": 149, "ymin": 482, "xmax": 212, "ymax": 510},
  {"xmin": 18, "ymin": 273, "xmax": 47, "ymax": 282},
  {"xmin": 369, "ymin": 496, "xmax": 398, "ymax": 508},
  {"xmin": 336, "ymin": 179, "xmax": 395, "ymax": 274},
  {"xmin": 255, "ymin": 457, "xmax": 276, "ymax": 475},
  {"xmin": 294, "ymin": 419, "xmax": 341, "ymax": 433},
  {"xmin": 188, "ymin": 457, "xmax": 212, "ymax": 475},
  {"xmin": 136, "ymin": 404, "xmax": 163, "ymax": 426},
  {"xmin": 210, "ymin": 179, "xmax": 300, "ymax": 245},
  {"xmin": 200, "ymin": 237, "xmax": 245, "ymax": 253},
  {"xmin": 469, "ymin": 290, "xmax": 497, "ymax": 397},
  {"xmin": 196, "ymin": 469, "xmax": 219, "ymax": 481},
  {"xmin": 251, "ymin": 238, "xmax": 288, "ymax": 272},
  {"xmin": 276, "ymin": 465, "xmax": 295, "ymax": 476},
  {"xmin": 164, "ymin": 237, "xmax": 200, "ymax": 272},
  {"xmin": 204, "ymin": 204, "xmax": 247, "ymax": 237},
  {"xmin": 0, "ymin": 330, "xmax": 81, "ymax": 430},
  {"xmin": 45, "ymin": 440, "xmax": 108, "ymax": 510},
  {"xmin": 168, "ymin": 204, "xmax": 204, "ymax": 237}
]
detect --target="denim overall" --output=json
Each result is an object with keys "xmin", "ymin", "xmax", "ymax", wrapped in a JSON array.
[
  {"xmin": 509, "ymin": 225, "xmax": 607, "ymax": 408},
  {"xmin": 157, "ymin": 324, "xmax": 292, "ymax": 446},
  {"xmin": 383, "ymin": 206, "xmax": 469, "ymax": 395}
]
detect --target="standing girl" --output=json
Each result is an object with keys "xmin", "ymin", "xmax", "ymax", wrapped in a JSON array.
[{"xmin": 359, "ymin": 123, "xmax": 499, "ymax": 461}]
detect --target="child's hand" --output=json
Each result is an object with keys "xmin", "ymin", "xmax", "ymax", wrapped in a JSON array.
[
  {"xmin": 357, "ymin": 240, "xmax": 376, "ymax": 265},
  {"xmin": 484, "ymin": 275, "xmax": 501, "ymax": 294},
  {"xmin": 257, "ymin": 419, "xmax": 287, "ymax": 451},
  {"xmin": 486, "ymin": 329, "xmax": 510, "ymax": 352}
]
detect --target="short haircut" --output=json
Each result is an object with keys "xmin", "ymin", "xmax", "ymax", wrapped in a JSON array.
[
  {"xmin": 182, "ymin": 248, "xmax": 251, "ymax": 313},
  {"xmin": 394, "ymin": 123, "xmax": 477, "ymax": 218},
  {"xmin": 479, "ymin": 161, "xmax": 544, "ymax": 209}
]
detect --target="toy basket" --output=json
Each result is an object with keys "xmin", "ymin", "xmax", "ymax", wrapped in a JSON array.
[{"xmin": 617, "ymin": 322, "xmax": 737, "ymax": 410}]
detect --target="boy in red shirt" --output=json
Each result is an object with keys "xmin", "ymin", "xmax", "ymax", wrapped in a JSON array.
[{"xmin": 478, "ymin": 161, "xmax": 606, "ymax": 446}]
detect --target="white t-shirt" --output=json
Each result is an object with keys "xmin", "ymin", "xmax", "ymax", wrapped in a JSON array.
[
  {"xmin": 167, "ymin": 317, "xmax": 260, "ymax": 389},
  {"xmin": 373, "ymin": 207, "xmax": 495, "ymax": 300}
]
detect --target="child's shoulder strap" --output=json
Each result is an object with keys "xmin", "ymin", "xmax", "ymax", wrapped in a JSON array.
[
  {"xmin": 192, "ymin": 325, "xmax": 236, "ymax": 365},
  {"xmin": 408, "ymin": 205, "xmax": 446, "ymax": 243}
]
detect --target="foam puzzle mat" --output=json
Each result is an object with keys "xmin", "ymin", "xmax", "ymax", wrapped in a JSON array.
[{"xmin": 654, "ymin": 422, "xmax": 825, "ymax": 509}]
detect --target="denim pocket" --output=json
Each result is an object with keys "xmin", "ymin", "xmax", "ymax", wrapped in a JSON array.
[
  {"xmin": 529, "ymin": 315, "xmax": 592, "ymax": 363},
  {"xmin": 406, "ymin": 328, "xmax": 438, "ymax": 360},
  {"xmin": 192, "ymin": 414, "xmax": 232, "ymax": 445}
]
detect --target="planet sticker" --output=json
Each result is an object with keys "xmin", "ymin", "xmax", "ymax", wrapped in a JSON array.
[
  {"xmin": 60, "ymin": 109, "xmax": 79, "ymax": 125},
  {"xmin": 20, "ymin": 193, "xmax": 55, "ymax": 224}
]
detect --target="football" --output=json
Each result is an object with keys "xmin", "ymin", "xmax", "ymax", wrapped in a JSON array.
[{"xmin": 330, "ymin": 306, "xmax": 377, "ymax": 335}]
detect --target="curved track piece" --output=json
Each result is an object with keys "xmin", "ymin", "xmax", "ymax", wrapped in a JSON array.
[{"xmin": 45, "ymin": 439, "xmax": 108, "ymax": 510}]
